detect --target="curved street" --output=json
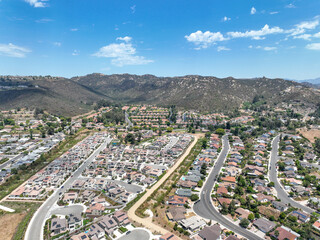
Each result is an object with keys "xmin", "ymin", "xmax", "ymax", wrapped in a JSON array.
[
  {"xmin": 269, "ymin": 135, "xmax": 314, "ymax": 214},
  {"xmin": 24, "ymin": 136, "xmax": 112, "ymax": 240},
  {"xmin": 193, "ymin": 135, "xmax": 264, "ymax": 240}
]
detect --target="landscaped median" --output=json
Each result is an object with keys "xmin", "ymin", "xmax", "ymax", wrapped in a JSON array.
[{"xmin": 127, "ymin": 134, "xmax": 204, "ymax": 239}]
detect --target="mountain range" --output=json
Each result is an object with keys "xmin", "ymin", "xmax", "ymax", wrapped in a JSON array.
[
  {"xmin": 1, "ymin": 74, "xmax": 319, "ymax": 116},
  {"xmin": 295, "ymin": 78, "xmax": 320, "ymax": 89}
]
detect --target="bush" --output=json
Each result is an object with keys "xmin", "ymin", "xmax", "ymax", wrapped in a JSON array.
[
  {"xmin": 190, "ymin": 194, "xmax": 199, "ymax": 201},
  {"xmin": 240, "ymin": 218, "xmax": 250, "ymax": 228}
]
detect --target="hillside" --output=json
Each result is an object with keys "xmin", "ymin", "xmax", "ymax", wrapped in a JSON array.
[
  {"xmin": 0, "ymin": 76, "xmax": 107, "ymax": 116},
  {"xmin": 72, "ymin": 74, "xmax": 320, "ymax": 111},
  {"xmin": 1, "ymin": 74, "xmax": 320, "ymax": 116}
]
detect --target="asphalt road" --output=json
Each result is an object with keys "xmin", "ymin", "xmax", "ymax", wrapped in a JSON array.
[
  {"xmin": 193, "ymin": 135, "xmax": 264, "ymax": 240},
  {"xmin": 118, "ymin": 229, "xmax": 150, "ymax": 240},
  {"xmin": 269, "ymin": 135, "xmax": 314, "ymax": 214},
  {"xmin": 0, "ymin": 143, "xmax": 40, "ymax": 169},
  {"xmin": 125, "ymin": 112, "xmax": 133, "ymax": 128},
  {"xmin": 162, "ymin": 136, "xmax": 179, "ymax": 152},
  {"xmin": 25, "ymin": 136, "xmax": 112, "ymax": 240},
  {"xmin": 0, "ymin": 154, "xmax": 22, "ymax": 169},
  {"xmin": 81, "ymin": 178, "xmax": 143, "ymax": 193}
]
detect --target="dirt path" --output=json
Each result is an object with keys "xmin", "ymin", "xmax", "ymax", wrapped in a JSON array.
[
  {"xmin": 127, "ymin": 134, "xmax": 201, "ymax": 238},
  {"xmin": 0, "ymin": 212, "xmax": 26, "ymax": 240}
]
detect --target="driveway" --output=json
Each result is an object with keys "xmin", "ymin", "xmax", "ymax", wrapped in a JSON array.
[
  {"xmin": 50, "ymin": 204, "xmax": 85, "ymax": 216},
  {"xmin": 118, "ymin": 229, "xmax": 150, "ymax": 240}
]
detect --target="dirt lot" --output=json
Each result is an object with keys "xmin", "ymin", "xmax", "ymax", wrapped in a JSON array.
[
  {"xmin": 297, "ymin": 128, "xmax": 320, "ymax": 143},
  {"xmin": 0, "ymin": 212, "xmax": 26, "ymax": 240}
]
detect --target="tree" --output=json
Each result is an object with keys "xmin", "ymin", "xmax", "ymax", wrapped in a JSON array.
[
  {"xmin": 47, "ymin": 126, "xmax": 55, "ymax": 135},
  {"xmin": 235, "ymin": 186, "xmax": 244, "ymax": 195},
  {"xmin": 248, "ymin": 213, "xmax": 255, "ymax": 221},
  {"xmin": 278, "ymin": 162, "xmax": 285, "ymax": 171},
  {"xmin": 280, "ymin": 212, "xmax": 286, "ymax": 219},
  {"xmin": 173, "ymin": 223, "xmax": 178, "ymax": 231},
  {"xmin": 29, "ymin": 129, "xmax": 33, "ymax": 139},
  {"xmin": 221, "ymin": 202, "xmax": 228, "ymax": 215},
  {"xmin": 125, "ymin": 133, "xmax": 135, "ymax": 144},
  {"xmin": 246, "ymin": 186, "xmax": 255, "ymax": 193},
  {"xmin": 215, "ymin": 128, "xmax": 225, "ymax": 136},
  {"xmin": 267, "ymin": 182, "xmax": 275, "ymax": 187},
  {"xmin": 197, "ymin": 180, "xmax": 203, "ymax": 188},
  {"xmin": 239, "ymin": 218, "xmax": 250, "ymax": 228},
  {"xmin": 237, "ymin": 176, "xmax": 246, "ymax": 187},
  {"xmin": 202, "ymin": 139, "xmax": 208, "ymax": 149},
  {"xmin": 190, "ymin": 194, "xmax": 199, "ymax": 202},
  {"xmin": 288, "ymin": 215, "xmax": 297, "ymax": 222},
  {"xmin": 200, "ymin": 163, "xmax": 207, "ymax": 175},
  {"xmin": 228, "ymin": 200, "xmax": 236, "ymax": 215}
]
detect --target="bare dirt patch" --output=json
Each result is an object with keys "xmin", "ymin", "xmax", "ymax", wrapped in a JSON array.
[
  {"xmin": 297, "ymin": 128, "xmax": 320, "ymax": 143},
  {"xmin": 0, "ymin": 212, "xmax": 26, "ymax": 240}
]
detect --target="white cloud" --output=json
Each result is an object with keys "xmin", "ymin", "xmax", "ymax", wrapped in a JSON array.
[
  {"xmin": 111, "ymin": 55, "xmax": 153, "ymax": 67},
  {"xmin": 222, "ymin": 16, "xmax": 231, "ymax": 22},
  {"xmin": 249, "ymin": 45, "xmax": 277, "ymax": 51},
  {"xmin": 263, "ymin": 46, "xmax": 277, "ymax": 51},
  {"xmin": 70, "ymin": 28, "xmax": 78, "ymax": 32},
  {"xmin": 185, "ymin": 30, "xmax": 227, "ymax": 49},
  {"xmin": 72, "ymin": 50, "xmax": 79, "ymax": 56},
  {"xmin": 293, "ymin": 34, "xmax": 312, "ymax": 40},
  {"xmin": 35, "ymin": 18, "xmax": 53, "ymax": 23},
  {"xmin": 0, "ymin": 43, "xmax": 31, "ymax": 58},
  {"xmin": 131, "ymin": 5, "xmax": 136, "ymax": 14},
  {"xmin": 93, "ymin": 38, "xmax": 153, "ymax": 67},
  {"xmin": 306, "ymin": 43, "xmax": 320, "ymax": 50},
  {"xmin": 185, "ymin": 16, "xmax": 320, "ymax": 49},
  {"xmin": 270, "ymin": 11, "xmax": 279, "ymax": 15},
  {"xmin": 227, "ymin": 24, "xmax": 284, "ymax": 40},
  {"xmin": 25, "ymin": 0, "xmax": 48, "ymax": 8},
  {"xmin": 251, "ymin": 7, "xmax": 256, "ymax": 15},
  {"xmin": 53, "ymin": 42, "xmax": 61, "ymax": 47},
  {"xmin": 217, "ymin": 46, "xmax": 230, "ymax": 52},
  {"xmin": 289, "ymin": 19, "xmax": 319, "ymax": 36},
  {"xmin": 285, "ymin": 3, "xmax": 296, "ymax": 9},
  {"xmin": 116, "ymin": 36, "xmax": 132, "ymax": 43}
]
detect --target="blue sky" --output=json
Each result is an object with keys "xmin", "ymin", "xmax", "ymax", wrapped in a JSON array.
[{"xmin": 0, "ymin": 0, "xmax": 320, "ymax": 80}]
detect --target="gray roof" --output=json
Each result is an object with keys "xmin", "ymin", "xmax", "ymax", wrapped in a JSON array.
[
  {"xmin": 198, "ymin": 224, "xmax": 221, "ymax": 240},
  {"xmin": 175, "ymin": 188, "xmax": 192, "ymax": 197},
  {"xmin": 253, "ymin": 218, "xmax": 276, "ymax": 233}
]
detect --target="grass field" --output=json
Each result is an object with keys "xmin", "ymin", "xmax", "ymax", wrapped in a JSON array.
[{"xmin": 0, "ymin": 201, "xmax": 41, "ymax": 240}]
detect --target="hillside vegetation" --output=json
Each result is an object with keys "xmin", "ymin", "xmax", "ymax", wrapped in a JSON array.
[{"xmin": 1, "ymin": 74, "xmax": 320, "ymax": 116}]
